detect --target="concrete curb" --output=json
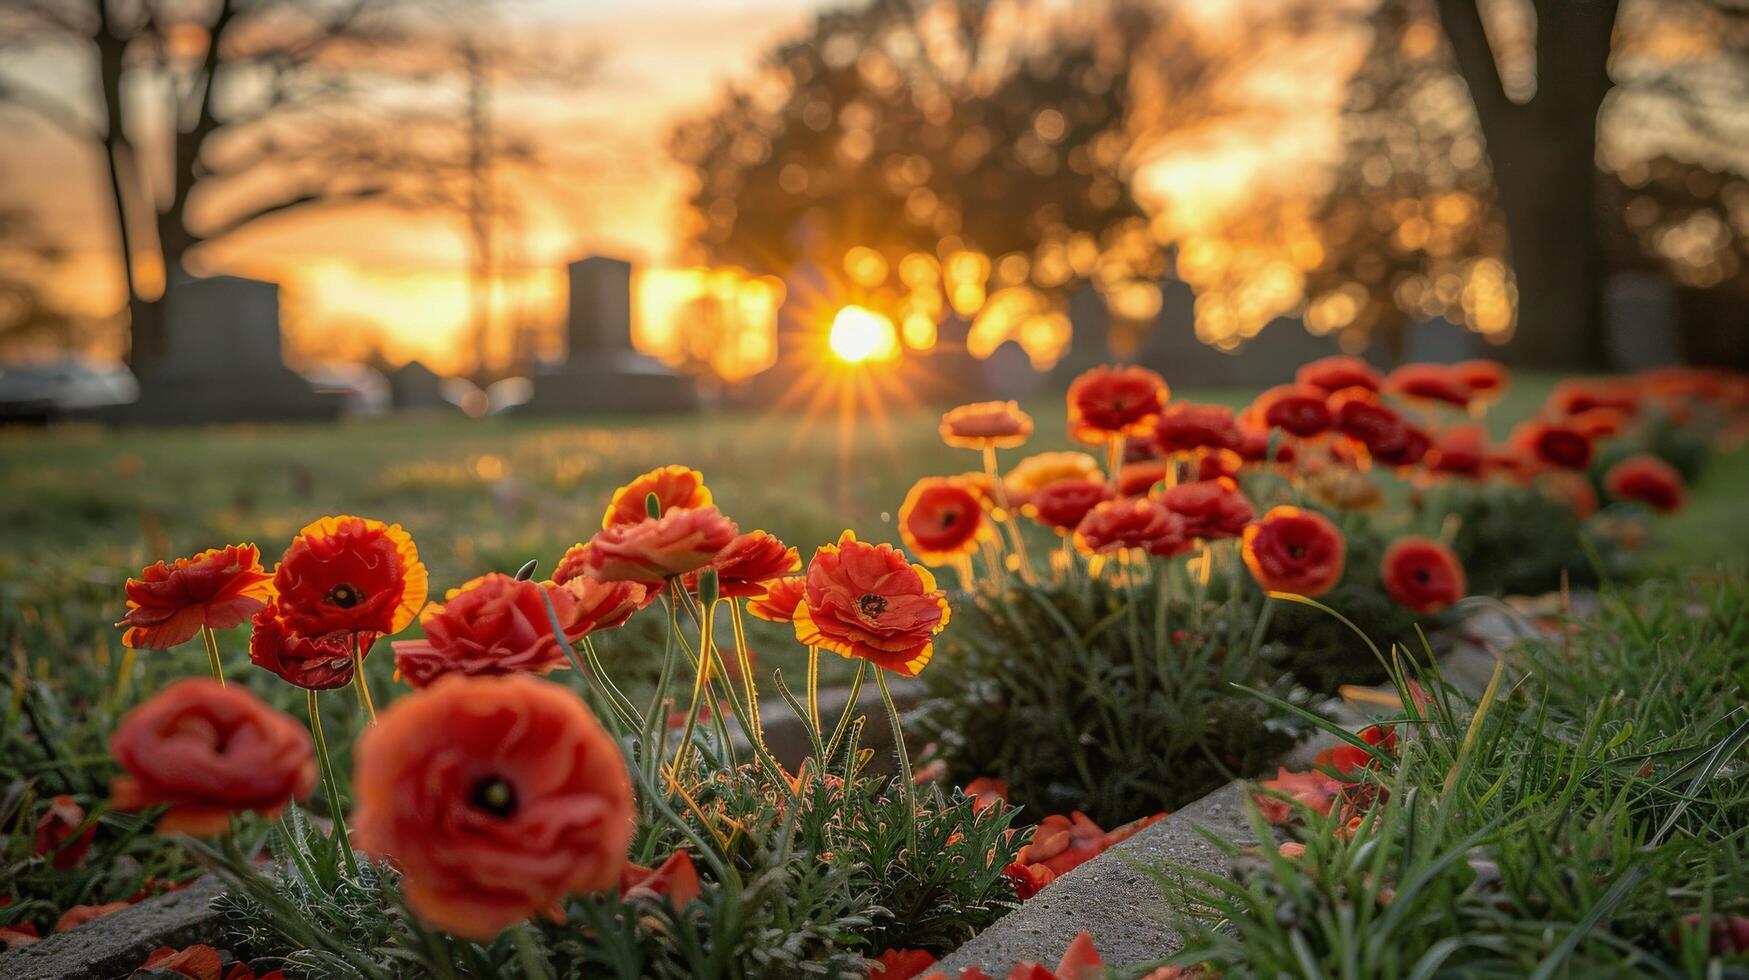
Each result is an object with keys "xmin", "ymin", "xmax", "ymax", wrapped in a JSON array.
[{"xmin": 0, "ymin": 876, "xmax": 227, "ymax": 980}]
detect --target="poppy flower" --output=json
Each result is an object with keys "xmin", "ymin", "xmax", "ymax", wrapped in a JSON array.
[
  {"xmin": 1252, "ymin": 383, "xmax": 1333, "ymax": 438},
  {"xmin": 392, "ymin": 574, "xmax": 579, "ymax": 688},
  {"xmin": 1236, "ymin": 426, "xmax": 1297, "ymax": 464},
  {"xmin": 684, "ymin": 530, "xmax": 801, "ymax": 596},
  {"xmin": 1329, "ymin": 389, "xmax": 1402, "ymax": 447},
  {"xmin": 118, "ymin": 544, "xmax": 276, "ymax": 650},
  {"xmin": 1367, "ymin": 421, "xmax": 1431, "ymax": 468},
  {"xmin": 134, "ymin": 944, "xmax": 284, "ymax": 980},
  {"xmin": 870, "ymin": 949, "xmax": 938, "ymax": 980},
  {"xmin": 1018, "ymin": 812, "xmax": 1110, "ymax": 878},
  {"xmin": 1384, "ymin": 363, "xmax": 1470, "ymax": 407},
  {"xmin": 1565, "ymin": 406, "xmax": 1628, "ymax": 441},
  {"xmin": 552, "ymin": 543, "xmax": 592, "ymax": 585},
  {"xmin": 1297, "ymin": 355, "xmax": 1382, "ymax": 394},
  {"xmin": 1066, "ymin": 365, "xmax": 1168, "ymax": 443},
  {"xmin": 1002, "ymin": 861, "xmax": 1054, "ymax": 900},
  {"xmin": 352, "ymin": 674, "xmax": 634, "ymax": 941},
  {"xmin": 1452, "ymin": 359, "xmax": 1509, "ymax": 397},
  {"xmin": 746, "ymin": 575, "xmax": 806, "ymax": 623},
  {"xmin": 964, "ymin": 777, "xmax": 1009, "ymax": 812},
  {"xmin": 1241, "ymin": 506, "xmax": 1346, "ymax": 597},
  {"xmin": 603, "ymin": 464, "xmax": 712, "ymax": 528},
  {"xmin": 248, "ymin": 602, "xmax": 369, "ymax": 691},
  {"xmin": 1380, "ymin": 537, "xmax": 1467, "ymax": 613},
  {"xmin": 618, "ymin": 850, "xmax": 702, "ymax": 907},
  {"xmin": 34, "ymin": 795, "xmax": 95, "ymax": 871},
  {"xmin": 1547, "ymin": 379, "xmax": 1637, "ymax": 418},
  {"xmin": 1117, "ymin": 460, "xmax": 1169, "ymax": 497},
  {"xmin": 273, "ymin": 517, "xmax": 427, "ymax": 638},
  {"xmin": 898, "ymin": 478, "xmax": 988, "ymax": 566},
  {"xmin": 582, "ymin": 506, "xmax": 738, "ymax": 582},
  {"xmin": 1541, "ymin": 469, "xmax": 1599, "ymax": 518},
  {"xmin": 1002, "ymin": 451, "xmax": 1103, "ymax": 508},
  {"xmin": 1253, "ymin": 767, "xmax": 1342, "ymax": 824},
  {"xmin": 1162, "ymin": 478, "xmax": 1254, "ymax": 540},
  {"xmin": 1317, "ymin": 724, "xmax": 1396, "ymax": 774},
  {"xmin": 109, "ymin": 678, "xmax": 316, "ymax": 835},
  {"xmin": 940, "ymin": 400, "xmax": 1034, "ymax": 449},
  {"xmin": 1025, "ymin": 479, "xmax": 1114, "ymax": 533},
  {"xmin": 1604, "ymin": 454, "xmax": 1687, "ymax": 513},
  {"xmin": 1154, "ymin": 403, "xmax": 1241, "ymax": 455},
  {"xmin": 1072, "ymin": 498, "xmax": 1184, "ymax": 557},
  {"xmin": 792, "ymin": 531, "xmax": 951, "ymax": 677},
  {"xmin": 1511, "ymin": 421, "xmax": 1594, "ymax": 471},
  {"xmin": 553, "ymin": 575, "xmax": 653, "ymax": 635},
  {"xmin": 1428, "ymin": 424, "xmax": 1489, "ymax": 478},
  {"xmin": 1191, "ymin": 447, "xmax": 1243, "ymax": 482}
]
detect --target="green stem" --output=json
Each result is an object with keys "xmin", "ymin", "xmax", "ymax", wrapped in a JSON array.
[
  {"xmin": 806, "ymin": 648, "xmax": 821, "ymax": 735},
  {"xmin": 1246, "ymin": 596, "xmax": 1277, "ymax": 663},
  {"xmin": 875, "ymin": 670, "xmax": 921, "ymax": 862},
  {"xmin": 728, "ymin": 601, "xmax": 763, "ymax": 746},
  {"xmin": 641, "ymin": 582, "xmax": 683, "ymax": 786},
  {"xmin": 351, "ymin": 633, "xmax": 377, "ymax": 724},
  {"xmin": 824, "ymin": 661, "xmax": 867, "ymax": 763},
  {"xmin": 511, "ymin": 922, "xmax": 552, "ymax": 980},
  {"xmin": 305, "ymin": 689, "xmax": 358, "ymax": 876},
  {"xmin": 200, "ymin": 625, "xmax": 225, "ymax": 686},
  {"xmin": 671, "ymin": 596, "xmax": 717, "ymax": 776}
]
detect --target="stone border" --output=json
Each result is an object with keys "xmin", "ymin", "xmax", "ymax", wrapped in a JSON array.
[{"xmin": 0, "ymin": 876, "xmax": 228, "ymax": 980}]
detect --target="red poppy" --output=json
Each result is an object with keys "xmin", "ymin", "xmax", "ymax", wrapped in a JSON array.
[
  {"xmin": 0, "ymin": 920, "xmax": 40, "ymax": 951},
  {"xmin": 352, "ymin": 674, "xmax": 635, "ymax": 941},
  {"xmin": 1072, "ymin": 498, "xmax": 1184, "ymax": 556},
  {"xmin": 273, "ymin": 516, "xmax": 427, "ymax": 637},
  {"xmin": 1568, "ymin": 407, "xmax": 1629, "ymax": 440},
  {"xmin": 1236, "ymin": 426, "xmax": 1297, "ymax": 464},
  {"xmin": 898, "ymin": 478, "xmax": 988, "ymax": 565},
  {"xmin": 34, "ymin": 795, "xmax": 95, "ymax": 871},
  {"xmin": 1252, "ymin": 383, "xmax": 1333, "ymax": 438},
  {"xmin": 551, "ymin": 576, "xmax": 653, "ymax": 635},
  {"xmin": 1380, "ymin": 537, "xmax": 1467, "ymax": 613},
  {"xmin": 940, "ymin": 400, "xmax": 1034, "ymax": 449},
  {"xmin": 1329, "ymin": 389, "xmax": 1402, "ymax": 446},
  {"xmin": 1428, "ymin": 424, "xmax": 1489, "ymax": 478},
  {"xmin": 1547, "ymin": 379, "xmax": 1637, "ymax": 418},
  {"xmin": 109, "ymin": 678, "xmax": 316, "ymax": 835},
  {"xmin": 1002, "ymin": 861, "xmax": 1054, "ymax": 901},
  {"xmin": 924, "ymin": 932, "xmax": 1103, "ymax": 980},
  {"xmin": 1192, "ymin": 447, "xmax": 1243, "ymax": 482},
  {"xmin": 248, "ymin": 602, "xmax": 369, "ymax": 691},
  {"xmin": 1026, "ymin": 479, "xmax": 1114, "ymax": 533},
  {"xmin": 1066, "ymin": 365, "xmax": 1168, "ymax": 443},
  {"xmin": 1488, "ymin": 445, "xmax": 1542, "ymax": 484},
  {"xmin": 1297, "ymin": 355, "xmax": 1382, "ymax": 394},
  {"xmin": 1117, "ymin": 460, "xmax": 1169, "ymax": 497},
  {"xmin": 1452, "ymin": 359, "xmax": 1509, "ymax": 396},
  {"xmin": 1384, "ymin": 363, "xmax": 1470, "ymax": 407},
  {"xmin": 1317, "ymin": 724, "xmax": 1397, "ymax": 774},
  {"xmin": 618, "ymin": 850, "xmax": 702, "ymax": 907},
  {"xmin": 1368, "ymin": 421, "xmax": 1431, "ymax": 468},
  {"xmin": 1162, "ymin": 478, "xmax": 1254, "ymax": 540},
  {"xmin": 684, "ymin": 530, "xmax": 801, "ymax": 596},
  {"xmin": 1253, "ymin": 767, "xmax": 1342, "ymax": 824},
  {"xmin": 553, "ymin": 543, "xmax": 592, "ymax": 585},
  {"xmin": 1673, "ymin": 913, "xmax": 1749, "ymax": 957},
  {"xmin": 792, "ymin": 531, "xmax": 951, "ymax": 677},
  {"xmin": 1003, "ymin": 452, "xmax": 1103, "ymax": 507},
  {"xmin": 55, "ymin": 902, "xmax": 131, "ymax": 932},
  {"xmin": 118, "ymin": 544, "xmax": 276, "ymax": 651},
  {"xmin": 1604, "ymin": 454, "xmax": 1687, "ymax": 513},
  {"xmin": 1017, "ymin": 812, "xmax": 1109, "ymax": 878},
  {"xmin": 746, "ymin": 575, "xmax": 806, "ymax": 623},
  {"xmin": 1511, "ymin": 421, "xmax": 1594, "ymax": 471},
  {"xmin": 1541, "ymin": 470, "xmax": 1599, "ymax": 519},
  {"xmin": 1241, "ymin": 506, "xmax": 1347, "ymax": 597},
  {"xmin": 871, "ymin": 949, "xmax": 938, "ymax": 980},
  {"xmin": 134, "ymin": 944, "xmax": 285, "ymax": 980},
  {"xmin": 964, "ymin": 777, "xmax": 1010, "ymax": 812},
  {"xmin": 1154, "ymin": 403, "xmax": 1241, "ymax": 455},
  {"xmin": 603, "ymin": 465, "xmax": 712, "ymax": 528},
  {"xmin": 582, "ymin": 506, "xmax": 738, "ymax": 581},
  {"xmin": 392, "ymin": 574, "xmax": 579, "ymax": 688}
]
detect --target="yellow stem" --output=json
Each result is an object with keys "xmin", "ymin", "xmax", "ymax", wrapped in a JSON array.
[
  {"xmin": 350, "ymin": 634, "xmax": 377, "ymax": 724},
  {"xmin": 199, "ymin": 625, "xmax": 225, "ymax": 686}
]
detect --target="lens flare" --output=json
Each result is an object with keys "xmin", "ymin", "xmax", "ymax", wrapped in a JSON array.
[{"xmin": 827, "ymin": 305, "xmax": 900, "ymax": 364}]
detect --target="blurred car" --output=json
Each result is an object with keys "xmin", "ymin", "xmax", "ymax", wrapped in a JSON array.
[{"xmin": 0, "ymin": 357, "xmax": 139, "ymax": 423}]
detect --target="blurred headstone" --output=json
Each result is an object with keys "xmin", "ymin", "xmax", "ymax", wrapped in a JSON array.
[
  {"xmin": 1222, "ymin": 317, "xmax": 1350, "ymax": 387},
  {"xmin": 118, "ymin": 274, "xmax": 340, "ymax": 425},
  {"xmin": 522, "ymin": 256, "xmax": 698, "ymax": 416},
  {"xmin": 1048, "ymin": 285, "xmax": 1114, "ymax": 388},
  {"xmin": 1402, "ymin": 318, "xmax": 1480, "ymax": 364},
  {"xmin": 979, "ymin": 340, "xmax": 1043, "ymax": 401},
  {"xmin": 1605, "ymin": 272, "xmax": 1683, "ymax": 370},
  {"xmin": 386, "ymin": 360, "xmax": 453, "ymax": 412},
  {"xmin": 1132, "ymin": 279, "xmax": 1241, "ymax": 390}
]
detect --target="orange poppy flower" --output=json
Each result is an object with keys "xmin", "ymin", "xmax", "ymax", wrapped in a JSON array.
[
  {"xmin": 602, "ymin": 464, "xmax": 712, "ymax": 528},
  {"xmin": 1066, "ymin": 365, "xmax": 1168, "ymax": 444},
  {"xmin": 746, "ymin": 575, "xmax": 806, "ymax": 623},
  {"xmin": 1604, "ymin": 454, "xmax": 1687, "ymax": 513},
  {"xmin": 1154, "ymin": 403, "xmax": 1241, "ymax": 455},
  {"xmin": 939, "ymin": 400, "xmax": 1034, "ymax": 449},
  {"xmin": 1329, "ymin": 388, "xmax": 1402, "ymax": 446},
  {"xmin": 248, "ymin": 602, "xmax": 370, "ymax": 691},
  {"xmin": 551, "ymin": 576, "xmax": 653, "ymax": 634},
  {"xmin": 1547, "ymin": 379, "xmax": 1638, "ymax": 418},
  {"xmin": 1072, "ymin": 498, "xmax": 1185, "ymax": 557},
  {"xmin": 118, "ymin": 544, "xmax": 276, "ymax": 650},
  {"xmin": 1117, "ymin": 460, "xmax": 1169, "ymax": 497},
  {"xmin": 792, "ymin": 531, "xmax": 950, "ymax": 677},
  {"xmin": 1252, "ymin": 383, "xmax": 1332, "ymax": 438},
  {"xmin": 1002, "ymin": 451, "xmax": 1103, "ymax": 507},
  {"xmin": 618, "ymin": 850, "xmax": 703, "ymax": 907},
  {"xmin": 1452, "ymin": 359, "xmax": 1509, "ymax": 396},
  {"xmin": 871, "ymin": 949, "xmax": 938, "ymax": 980},
  {"xmin": 1241, "ymin": 506, "xmax": 1346, "ymax": 597},
  {"xmin": 1368, "ymin": 421, "xmax": 1431, "ymax": 468},
  {"xmin": 272, "ymin": 516, "xmax": 427, "ymax": 638},
  {"xmin": 1541, "ymin": 469, "xmax": 1599, "ymax": 518},
  {"xmin": 954, "ymin": 470, "xmax": 999, "ymax": 508},
  {"xmin": 352, "ymin": 674, "xmax": 634, "ymax": 941},
  {"xmin": 109, "ymin": 678, "xmax": 316, "ymax": 835},
  {"xmin": 1568, "ymin": 407, "xmax": 1629, "ymax": 440},
  {"xmin": 1297, "ymin": 355, "xmax": 1381, "ymax": 394},
  {"xmin": 34, "ymin": 795, "xmax": 95, "ymax": 871},
  {"xmin": 1380, "ymin": 536, "xmax": 1467, "ymax": 614},
  {"xmin": 1384, "ymin": 363, "xmax": 1470, "ymax": 408},
  {"xmin": 1026, "ymin": 479, "xmax": 1114, "ymax": 533},
  {"xmin": 1511, "ymin": 421, "xmax": 1594, "ymax": 471},
  {"xmin": 1162, "ymin": 478, "xmax": 1254, "ymax": 540},
  {"xmin": 1192, "ymin": 447, "xmax": 1243, "ymax": 482},
  {"xmin": 684, "ymin": 530, "xmax": 801, "ymax": 597},
  {"xmin": 898, "ymin": 478, "xmax": 987, "ymax": 566},
  {"xmin": 553, "ymin": 542, "xmax": 592, "ymax": 585},
  {"xmin": 582, "ymin": 506, "xmax": 738, "ymax": 582},
  {"xmin": 1236, "ymin": 426, "xmax": 1297, "ymax": 464},
  {"xmin": 392, "ymin": 574, "xmax": 579, "ymax": 689},
  {"xmin": 1428, "ymin": 424, "xmax": 1489, "ymax": 478}
]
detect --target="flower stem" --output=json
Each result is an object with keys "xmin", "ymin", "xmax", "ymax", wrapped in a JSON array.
[
  {"xmin": 875, "ymin": 669, "xmax": 920, "ymax": 862},
  {"xmin": 670, "ymin": 595, "xmax": 717, "ymax": 778},
  {"xmin": 728, "ymin": 601, "xmax": 763, "ymax": 747},
  {"xmin": 350, "ymin": 634, "xmax": 377, "ymax": 725},
  {"xmin": 642, "ymin": 582, "xmax": 683, "ymax": 786},
  {"xmin": 511, "ymin": 922, "xmax": 552, "ymax": 980},
  {"xmin": 806, "ymin": 648, "xmax": 821, "ymax": 735},
  {"xmin": 199, "ymin": 625, "xmax": 225, "ymax": 686},
  {"xmin": 305, "ymin": 689, "xmax": 358, "ymax": 876}
]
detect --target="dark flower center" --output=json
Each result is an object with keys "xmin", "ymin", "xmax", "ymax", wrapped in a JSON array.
[
  {"xmin": 325, "ymin": 583, "xmax": 365, "ymax": 608},
  {"xmin": 1414, "ymin": 567, "xmax": 1432, "ymax": 584},
  {"xmin": 858, "ymin": 594, "xmax": 889, "ymax": 619},
  {"xmin": 469, "ymin": 776, "xmax": 518, "ymax": 818},
  {"xmin": 1287, "ymin": 544, "xmax": 1307, "ymax": 560},
  {"xmin": 940, "ymin": 510, "xmax": 957, "ymax": 527}
]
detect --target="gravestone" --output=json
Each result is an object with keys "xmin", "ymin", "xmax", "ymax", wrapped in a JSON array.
[
  {"xmin": 979, "ymin": 339, "xmax": 1043, "ymax": 401},
  {"xmin": 1047, "ymin": 285, "xmax": 1116, "ymax": 388},
  {"xmin": 521, "ymin": 256, "xmax": 698, "ymax": 416},
  {"xmin": 1605, "ymin": 271, "xmax": 1683, "ymax": 370},
  {"xmin": 386, "ymin": 360, "xmax": 453, "ymax": 412},
  {"xmin": 118, "ymin": 274, "xmax": 340, "ymax": 425},
  {"xmin": 1402, "ymin": 317, "xmax": 1481, "ymax": 364},
  {"xmin": 1132, "ymin": 279, "xmax": 1243, "ymax": 390}
]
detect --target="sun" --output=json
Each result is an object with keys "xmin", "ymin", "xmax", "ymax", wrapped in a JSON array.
[{"xmin": 827, "ymin": 305, "xmax": 900, "ymax": 364}]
